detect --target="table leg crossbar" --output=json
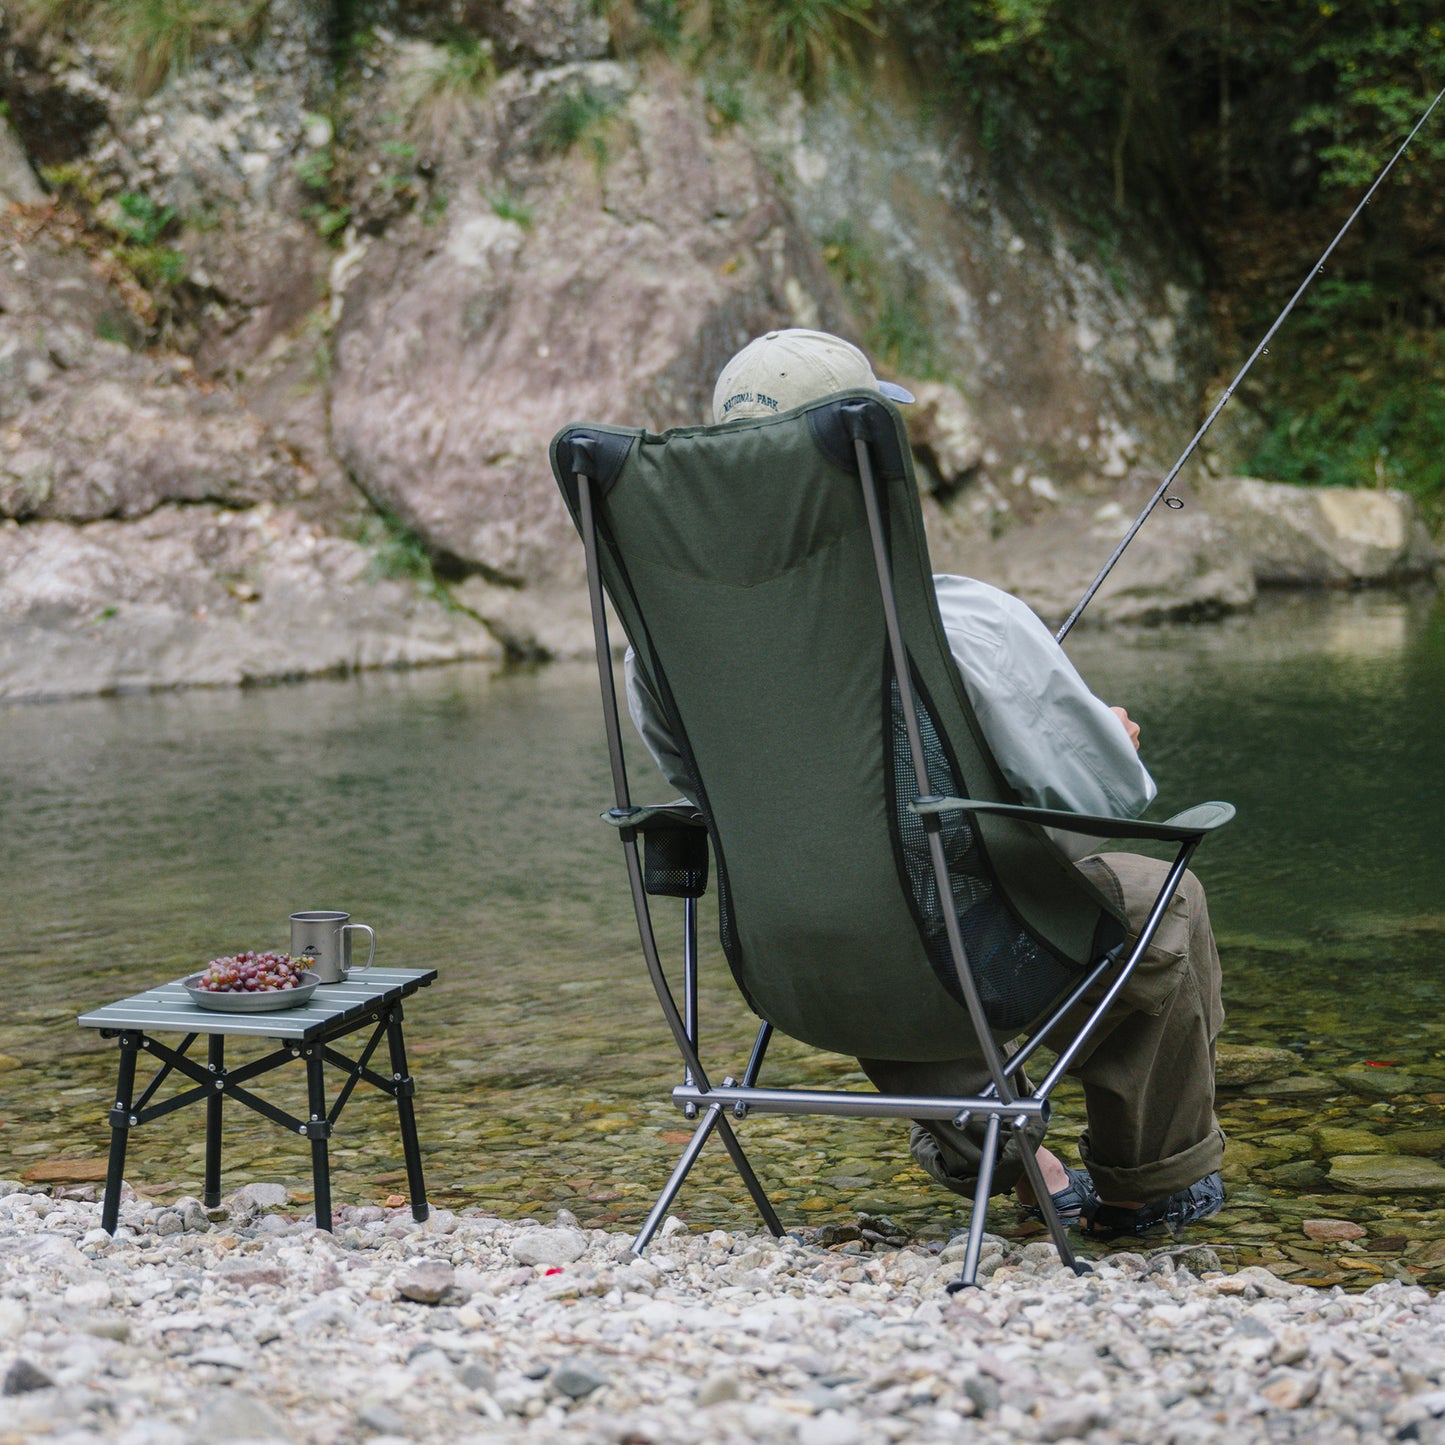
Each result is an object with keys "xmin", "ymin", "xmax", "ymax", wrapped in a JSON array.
[{"xmin": 98, "ymin": 1001, "xmax": 428, "ymax": 1234}]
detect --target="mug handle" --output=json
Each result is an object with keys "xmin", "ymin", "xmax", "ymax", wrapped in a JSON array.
[{"xmin": 342, "ymin": 923, "xmax": 376, "ymax": 972}]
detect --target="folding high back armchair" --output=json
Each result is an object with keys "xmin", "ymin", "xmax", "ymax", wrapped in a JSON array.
[{"xmin": 550, "ymin": 392, "xmax": 1232, "ymax": 1288}]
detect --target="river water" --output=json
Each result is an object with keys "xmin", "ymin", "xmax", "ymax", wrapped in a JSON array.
[{"xmin": 2, "ymin": 588, "xmax": 1442, "ymax": 1287}]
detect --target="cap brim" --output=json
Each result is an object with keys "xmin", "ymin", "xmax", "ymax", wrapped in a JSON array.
[{"xmin": 878, "ymin": 379, "xmax": 915, "ymax": 405}]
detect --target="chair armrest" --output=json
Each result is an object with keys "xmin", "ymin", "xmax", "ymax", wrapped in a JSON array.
[
  {"xmin": 909, "ymin": 795, "xmax": 1235, "ymax": 842},
  {"xmin": 600, "ymin": 802, "xmax": 706, "ymax": 832},
  {"xmin": 601, "ymin": 803, "xmax": 710, "ymax": 899}
]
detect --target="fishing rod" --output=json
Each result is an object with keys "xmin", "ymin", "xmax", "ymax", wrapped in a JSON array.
[{"xmin": 1055, "ymin": 80, "xmax": 1445, "ymax": 643}]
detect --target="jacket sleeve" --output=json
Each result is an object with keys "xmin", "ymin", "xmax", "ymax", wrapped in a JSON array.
[
  {"xmin": 933, "ymin": 575, "xmax": 1157, "ymax": 859},
  {"xmin": 624, "ymin": 646, "xmax": 697, "ymax": 801}
]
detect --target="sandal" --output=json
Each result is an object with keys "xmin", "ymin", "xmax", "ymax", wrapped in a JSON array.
[
  {"xmin": 1018, "ymin": 1166, "xmax": 1095, "ymax": 1224},
  {"xmin": 1080, "ymin": 1171, "xmax": 1226, "ymax": 1238}
]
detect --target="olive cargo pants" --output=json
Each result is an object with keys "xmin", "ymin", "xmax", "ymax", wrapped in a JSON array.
[{"xmin": 857, "ymin": 853, "xmax": 1226, "ymax": 1205}]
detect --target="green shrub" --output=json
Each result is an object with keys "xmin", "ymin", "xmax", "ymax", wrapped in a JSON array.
[
  {"xmin": 705, "ymin": 77, "xmax": 746, "ymax": 127},
  {"xmin": 536, "ymin": 83, "xmax": 623, "ymax": 158},
  {"xmin": 358, "ymin": 509, "xmax": 448, "ymax": 600},
  {"xmin": 750, "ymin": 0, "xmax": 880, "ymax": 89},
  {"xmin": 487, "ymin": 191, "xmax": 533, "ymax": 228},
  {"xmin": 1247, "ymin": 326, "xmax": 1445, "ymax": 517},
  {"xmin": 101, "ymin": 190, "xmax": 188, "ymax": 291},
  {"xmin": 115, "ymin": 191, "xmax": 175, "ymax": 245},
  {"xmin": 293, "ymin": 145, "xmax": 350, "ymax": 242}
]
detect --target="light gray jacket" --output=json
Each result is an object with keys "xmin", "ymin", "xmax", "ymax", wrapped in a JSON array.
[{"xmin": 625, "ymin": 574, "xmax": 1155, "ymax": 860}]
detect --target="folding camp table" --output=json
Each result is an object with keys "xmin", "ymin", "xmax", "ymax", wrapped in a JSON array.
[{"xmin": 77, "ymin": 968, "xmax": 436, "ymax": 1234}]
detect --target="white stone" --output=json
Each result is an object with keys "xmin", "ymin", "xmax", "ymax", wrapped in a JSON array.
[
  {"xmin": 228, "ymin": 1181, "xmax": 288, "ymax": 1211},
  {"xmin": 63, "ymin": 1280, "xmax": 112, "ymax": 1309},
  {"xmin": 0, "ymin": 1298, "xmax": 26, "ymax": 1339},
  {"xmin": 509, "ymin": 1227, "xmax": 587, "ymax": 1267},
  {"xmin": 797, "ymin": 1412, "xmax": 865, "ymax": 1445}
]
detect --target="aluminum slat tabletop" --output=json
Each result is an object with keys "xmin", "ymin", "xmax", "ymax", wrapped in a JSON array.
[{"xmin": 77, "ymin": 967, "xmax": 437, "ymax": 1042}]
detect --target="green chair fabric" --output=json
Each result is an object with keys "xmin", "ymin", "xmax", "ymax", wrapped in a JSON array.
[{"xmin": 555, "ymin": 393, "xmax": 1123, "ymax": 1060}]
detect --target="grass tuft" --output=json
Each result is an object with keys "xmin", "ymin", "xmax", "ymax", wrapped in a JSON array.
[
  {"xmin": 21, "ymin": 0, "xmax": 272, "ymax": 97},
  {"xmin": 398, "ymin": 32, "xmax": 497, "ymax": 148},
  {"xmin": 536, "ymin": 82, "xmax": 623, "ymax": 161}
]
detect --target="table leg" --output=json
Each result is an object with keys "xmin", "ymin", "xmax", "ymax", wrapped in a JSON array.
[
  {"xmin": 204, "ymin": 1035, "xmax": 225, "ymax": 1208},
  {"xmin": 386, "ymin": 1006, "xmax": 429, "ymax": 1222},
  {"xmin": 304, "ymin": 1046, "xmax": 333, "ymax": 1232},
  {"xmin": 102, "ymin": 1034, "xmax": 140, "ymax": 1235}
]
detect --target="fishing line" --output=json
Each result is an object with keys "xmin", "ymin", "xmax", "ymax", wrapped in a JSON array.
[{"xmin": 1055, "ymin": 80, "xmax": 1445, "ymax": 642}]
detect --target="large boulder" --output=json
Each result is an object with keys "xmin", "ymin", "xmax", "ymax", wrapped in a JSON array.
[
  {"xmin": 0, "ymin": 506, "xmax": 500, "ymax": 701},
  {"xmin": 1204, "ymin": 476, "xmax": 1440, "ymax": 585},
  {"xmin": 0, "ymin": 222, "xmax": 330, "ymax": 523},
  {"xmin": 20, "ymin": 0, "xmax": 334, "ymax": 377},
  {"xmin": 1, "ymin": 373, "xmax": 301, "ymax": 523},
  {"xmin": 747, "ymin": 61, "xmax": 1217, "ymax": 509},
  {"xmin": 942, "ymin": 475, "xmax": 1258, "ymax": 630},
  {"xmin": 330, "ymin": 60, "xmax": 845, "ymax": 654},
  {"xmin": 940, "ymin": 471, "xmax": 1441, "ymax": 631}
]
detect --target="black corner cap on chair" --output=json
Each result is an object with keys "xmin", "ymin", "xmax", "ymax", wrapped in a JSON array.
[
  {"xmin": 806, "ymin": 394, "xmax": 909, "ymax": 480},
  {"xmin": 555, "ymin": 428, "xmax": 636, "ymax": 511}
]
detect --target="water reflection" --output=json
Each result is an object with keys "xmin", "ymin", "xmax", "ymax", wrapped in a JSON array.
[{"xmin": 1, "ymin": 589, "xmax": 1442, "ymax": 1288}]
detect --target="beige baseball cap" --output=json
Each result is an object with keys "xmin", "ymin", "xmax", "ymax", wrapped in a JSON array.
[{"xmin": 711, "ymin": 329, "xmax": 915, "ymax": 424}]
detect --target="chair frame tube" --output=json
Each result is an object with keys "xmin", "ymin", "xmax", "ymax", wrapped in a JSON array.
[
  {"xmin": 577, "ymin": 459, "xmax": 782, "ymax": 1250},
  {"xmin": 845, "ymin": 414, "xmax": 1087, "ymax": 1275}
]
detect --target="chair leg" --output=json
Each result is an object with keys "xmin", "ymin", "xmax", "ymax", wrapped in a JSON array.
[
  {"xmin": 632, "ymin": 1103, "xmax": 722, "ymax": 1254},
  {"xmin": 947, "ymin": 1113, "xmax": 1002, "ymax": 1291},
  {"xmin": 1013, "ymin": 1119, "xmax": 1091, "ymax": 1277},
  {"xmin": 715, "ymin": 1113, "xmax": 784, "ymax": 1238}
]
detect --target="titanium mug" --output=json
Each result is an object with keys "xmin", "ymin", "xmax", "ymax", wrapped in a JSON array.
[{"xmin": 289, "ymin": 911, "xmax": 376, "ymax": 985}]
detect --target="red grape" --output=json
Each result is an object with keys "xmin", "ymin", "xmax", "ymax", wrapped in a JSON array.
[{"xmin": 196, "ymin": 951, "xmax": 306, "ymax": 993}]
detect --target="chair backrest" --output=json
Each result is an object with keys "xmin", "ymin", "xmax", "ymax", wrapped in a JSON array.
[{"xmin": 552, "ymin": 393, "xmax": 1125, "ymax": 1062}]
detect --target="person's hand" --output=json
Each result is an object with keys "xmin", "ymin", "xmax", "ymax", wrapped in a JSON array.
[{"xmin": 1109, "ymin": 706, "xmax": 1141, "ymax": 750}]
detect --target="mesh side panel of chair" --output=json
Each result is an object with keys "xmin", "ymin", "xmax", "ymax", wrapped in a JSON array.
[
  {"xmin": 643, "ymin": 826, "xmax": 710, "ymax": 899},
  {"xmin": 888, "ymin": 671, "xmax": 1081, "ymax": 1031}
]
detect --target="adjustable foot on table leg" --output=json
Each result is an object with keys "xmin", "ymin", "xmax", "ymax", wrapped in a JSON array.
[{"xmin": 305, "ymin": 1049, "xmax": 333, "ymax": 1232}]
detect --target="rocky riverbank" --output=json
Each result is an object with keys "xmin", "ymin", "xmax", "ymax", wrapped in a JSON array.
[{"xmin": 2, "ymin": 1181, "xmax": 1443, "ymax": 1445}]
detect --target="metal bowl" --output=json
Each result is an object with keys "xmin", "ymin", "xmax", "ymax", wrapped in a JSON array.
[{"xmin": 183, "ymin": 970, "xmax": 322, "ymax": 1013}]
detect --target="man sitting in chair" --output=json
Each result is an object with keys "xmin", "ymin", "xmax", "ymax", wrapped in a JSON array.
[{"xmin": 625, "ymin": 328, "xmax": 1225, "ymax": 1239}]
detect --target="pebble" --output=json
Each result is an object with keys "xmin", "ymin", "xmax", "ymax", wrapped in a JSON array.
[
  {"xmin": 509, "ymin": 1225, "xmax": 587, "ymax": 1267},
  {"xmin": 3, "ymin": 1358, "xmax": 54, "ymax": 1394},
  {"xmin": 1330, "ymin": 1154, "xmax": 1445, "ymax": 1192},
  {"xmin": 549, "ymin": 1359, "xmax": 607, "ymax": 1399},
  {"xmin": 2, "ymin": 1185, "xmax": 1445, "ymax": 1443},
  {"xmin": 1303, "ymin": 1217, "xmax": 1367, "ymax": 1242},
  {"xmin": 397, "ymin": 1260, "xmax": 455, "ymax": 1304}
]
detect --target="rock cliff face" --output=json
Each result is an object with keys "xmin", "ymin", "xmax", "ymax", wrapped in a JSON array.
[{"xmin": 0, "ymin": 6, "xmax": 1437, "ymax": 701}]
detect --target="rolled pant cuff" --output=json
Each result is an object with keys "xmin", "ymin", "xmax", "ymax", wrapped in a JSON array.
[{"xmin": 1080, "ymin": 1125, "xmax": 1226, "ymax": 1204}]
